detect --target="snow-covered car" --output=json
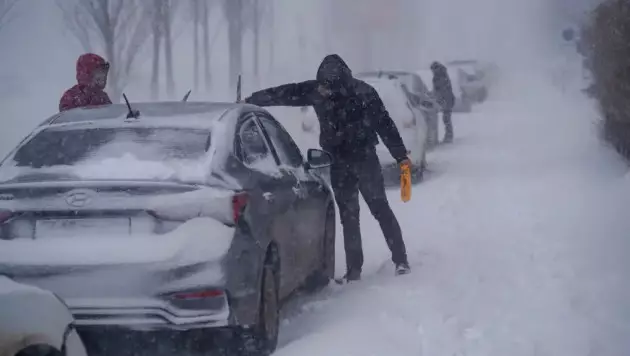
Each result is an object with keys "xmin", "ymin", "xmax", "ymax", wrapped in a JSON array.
[
  {"xmin": 356, "ymin": 70, "xmax": 441, "ymax": 148},
  {"xmin": 0, "ymin": 102, "xmax": 337, "ymax": 355},
  {"xmin": 300, "ymin": 76, "xmax": 429, "ymax": 184},
  {"xmin": 445, "ymin": 60, "xmax": 499, "ymax": 103},
  {"xmin": 0, "ymin": 276, "xmax": 87, "ymax": 356}
]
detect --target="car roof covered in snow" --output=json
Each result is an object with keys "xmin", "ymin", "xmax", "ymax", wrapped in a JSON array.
[
  {"xmin": 41, "ymin": 101, "xmax": 258, "ymax": 129},
  {"xmin": 356, "ymin": 70, "xmax": 422, "ymax": 80}
]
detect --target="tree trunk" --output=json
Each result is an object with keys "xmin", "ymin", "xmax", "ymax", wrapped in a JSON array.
[
  {"xmin": 202, "ymin": 0, "xmax": 211, "ymax": 91},
  {"xmin": 164, "ymin": 0, "xmax": 175, "ymax": 98},
  {"xmin": 268, "ymin": 0, "xmax": 274, "ymax": 73},
  {"xmin": 226, "ymin": 0, "xmax": 243, "ymax": 91},
  {"xmin": 253, "ymin": 0, "xmax": 260, "ymax": 86},
  {"xmin": 193, "ymin": 0, "xmax": 199, "ymax": 91},
  {"xmin": 104, "ymin": 33, "xmax": 120, "ymax": 103},
  {"xmin": 151, "ymin": 15, "xmax": 162, "ymax": 100}
]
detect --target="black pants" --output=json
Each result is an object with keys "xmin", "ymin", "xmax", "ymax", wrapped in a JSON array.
[
  {"xmin": 330, "ymin": 149, "xmax": 408, "ymax": 273},
  {"xmin": 442, "ymin": 109, "xmax": 453, "ymax": 139}
]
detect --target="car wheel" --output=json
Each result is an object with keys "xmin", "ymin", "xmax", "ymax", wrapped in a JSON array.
[
  {"xmin": 15, "ymin": 345, "xmax": 63, "ymax": 356},
  {"xmin": 234, "ymin": 259, "xmax": 279, "ymax": 356},
  {"xmin": 304, "ymin": 204, "xmax": 335, "ymax": 292}
]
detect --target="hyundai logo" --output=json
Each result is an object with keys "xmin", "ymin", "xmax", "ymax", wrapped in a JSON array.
[{"xmin": 64, "ymin": 190, "xmax": 94, "ymax": 208}]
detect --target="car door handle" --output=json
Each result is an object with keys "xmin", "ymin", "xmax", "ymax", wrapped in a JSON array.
[{"xmin": 263, "ymin": 192, "xmax": 275, "ymax": 202}]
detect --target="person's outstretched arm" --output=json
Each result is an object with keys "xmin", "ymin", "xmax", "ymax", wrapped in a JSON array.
[
  {"xmin": 366, "ymin": 87, "xmax": 409, "ymax": 163},
  {"xmin": 245, "ymin": 80, "xmax": 318, "ymax": 107}
]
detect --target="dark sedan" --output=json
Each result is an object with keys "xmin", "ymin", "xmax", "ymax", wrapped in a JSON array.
[{"xmin": 0, "ymin": 101, "xmax": 336, "ymax": 355}]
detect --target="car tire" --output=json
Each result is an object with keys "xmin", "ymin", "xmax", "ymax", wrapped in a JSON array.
[
  {"xmin": 234, "ymin": 257, "xmax": 279, "ymax": 356},
  {"xmin": 15, "ymin": 345, "xmax": 63, "ymax": 356},
  {"xmin": 304, "ymin": 204, "xmax": 336, "ymax": 292}
]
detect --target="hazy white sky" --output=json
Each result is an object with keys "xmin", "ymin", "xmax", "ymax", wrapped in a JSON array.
[{"xmin": 0, "ymin": 0, "xmax": 595, "ymax": 154}]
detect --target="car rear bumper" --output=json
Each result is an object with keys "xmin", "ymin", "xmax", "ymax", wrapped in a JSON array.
[{"xmin": 67, "ymin": 295, "xmax": 231, "ymax": 331}]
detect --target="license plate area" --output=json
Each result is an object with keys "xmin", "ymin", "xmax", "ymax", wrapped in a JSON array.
[{"xmin": 35, "ymin": 218, "xmax": 131, "ymax": 238}]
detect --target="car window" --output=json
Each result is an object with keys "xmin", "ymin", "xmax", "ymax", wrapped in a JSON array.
[
  {"xmin": 239, "ymin": 118, "xmax": 273, "ymax": 167},
  {"xmin": 0, "ymin": 126, "xmax": 212, "ymax": 184},
  {"xmin": 257, "ymin": 115, "xmax": 304, "ymax": 168}
]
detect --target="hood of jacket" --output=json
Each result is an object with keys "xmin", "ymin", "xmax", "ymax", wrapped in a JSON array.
[
  {"xmin": 431, "ymin": 61, "xmax": 448, "ymax": 74},
  {"xmin": 76, "ymin": 53, "xmax": 109, "ymax": 89},
  {"xmin": 316, "ymin": 54, "xmax": 353, "ymax": 89}
]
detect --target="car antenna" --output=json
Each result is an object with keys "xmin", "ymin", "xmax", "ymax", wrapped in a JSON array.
[
  {"xmin": 182, "ymin": 90, "xmax": 192, "ymax": 102},
  {"xmin": 122, "ymin": 93, "xmax": 140, "ymax": 119},
  {"xmin": 236, "ymin": 74, "xmax": 242, "ymax": 103}
]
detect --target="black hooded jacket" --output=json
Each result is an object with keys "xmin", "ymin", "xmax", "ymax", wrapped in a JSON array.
[
  {"xmin": 244, "ymin": 54, "xmax": 408, "ymax": 163},
  {"xmin": 431, "ymin": 62, "xmax": 455, "ymax": 110}
]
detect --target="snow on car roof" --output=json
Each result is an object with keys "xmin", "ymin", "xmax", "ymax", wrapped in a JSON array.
[
  {"xmin": 47, "ymin": 101, "xmax": 246, "ymax": 129},
  {"xmin": 0, "ymin": 275, "xmax": 52, "ymax": 296}
]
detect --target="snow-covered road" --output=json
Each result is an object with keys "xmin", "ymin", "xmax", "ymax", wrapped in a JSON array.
[{"xmin": 274, "ymin": 72, "xmax": 630, "ymax": 356}]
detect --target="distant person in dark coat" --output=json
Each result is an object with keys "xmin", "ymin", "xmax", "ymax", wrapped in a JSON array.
[
  {"xmin": 59, "ymin": 53, "xmax": 112, "ymax": 112},
  {"xmin": 431, "ymin": 61, "xmax": 455, "ymax": 143},
  {"xmin": 244, "ymin": 54, "xmax": 412, "ymax": 281}
]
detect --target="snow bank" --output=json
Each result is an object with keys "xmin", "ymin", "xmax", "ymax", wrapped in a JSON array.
[
  {"xmin": 272, "ymin": 66, "xmax": 630, "ymax": 356},
  {"xmin": 0, "ymin": 217, "xmax": 234, "ymax": 266}
]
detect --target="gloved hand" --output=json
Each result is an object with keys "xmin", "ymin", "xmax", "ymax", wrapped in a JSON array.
[
  {"xmin": 399, "ymin": 158, "xmax": 411, "ymax": 168},
  {"xmin": 398, "ymin": 151, "xmax": 412, "ymax": 168}
]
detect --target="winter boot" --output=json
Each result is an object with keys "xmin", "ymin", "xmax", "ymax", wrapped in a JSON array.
[
  {"xmin": 443, "ymin": 126, "xmax": 454, "ymax": 143},
  {"xmin": 443, "ymin": 112, "xmax": 454, "ymax": 143},
  {"xmin": 335, "ymin": 269, "xmax": 361, "ymax": 284},
  {"xmin": 395, "ymin": 262, "xmax": 411, "ymax": 276}
]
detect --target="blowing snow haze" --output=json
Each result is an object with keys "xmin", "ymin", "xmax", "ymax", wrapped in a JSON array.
[{"xmin": 4, "ymin": 0, "xmax": 630, "ymax": 355}]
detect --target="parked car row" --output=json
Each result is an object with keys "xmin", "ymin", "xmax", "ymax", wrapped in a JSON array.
[{"xmin": 0, "ymin": 59, "xmax": 497, "ymax": 356}]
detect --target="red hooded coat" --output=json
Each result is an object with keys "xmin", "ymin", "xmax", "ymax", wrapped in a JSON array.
[{"xmin": 59, "ymin": 53, "xmax": 112, "ymax": 112}]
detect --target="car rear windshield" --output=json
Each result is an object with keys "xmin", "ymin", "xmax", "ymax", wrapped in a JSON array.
[{"xmin": 0, "ymin": 126, "xmax": 212, "ymax": 183}]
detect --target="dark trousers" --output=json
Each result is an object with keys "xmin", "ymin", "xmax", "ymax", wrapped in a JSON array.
[
  {"xmin": 330, "ymin": 149, "xmax": 408, "ymax": 273},
  {"xmin": 442, "ymin": 109, "xmax": 453, "ymax": 140}
]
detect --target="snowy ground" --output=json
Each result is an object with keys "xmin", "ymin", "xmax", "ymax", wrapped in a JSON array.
[{"xmin": 272, "ymin": 71, "xmax": 630, "ymax": 356}]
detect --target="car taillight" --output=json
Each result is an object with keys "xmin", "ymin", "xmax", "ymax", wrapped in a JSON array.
[
  {"xmin": 173, "ymin": 289, "xmax": 224, "ymax": 300},
  {"xmin": 0, "ymin": 210, "xmax": 14, "ymax": 224},
  {"xmin": 232, "ymin": 192, "xmax": 248, "ymax": 223}
]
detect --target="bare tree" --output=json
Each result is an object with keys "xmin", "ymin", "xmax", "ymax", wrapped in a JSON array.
[
  {"xmin": 164, "ymin": 1, "xmax": 177, "ymax": 97},
  {"xmin": 56, "ymin": 0, "xmax": 151, "ymax": 102},
  {"xmin": 267, "ymin": 0, "xmax": 274, "ymax": 73},
  {"xmin": 202, "ymin": 0, "xmax": 212, "ymax": 90},
  {"xmin": 223, "ymin": 0, "xmax": 244, "ymax": 90},
  {"xmin": 192, "ymin": 0, "xmax": 200, "ymax": 91},
  {"xmin": 150, "ymin": 1, "xmax": 163, "ymax": 99},
  {"xmin": 0, "ymin": 0, "xmax": 18, "ymax": 32},
  {"xmin": 251, "ymin": 0, "xmax": 260, "ymax": 85},
  {"xmin": 148, "ymin": 0, "xmax": 178, "ymax": 99}
]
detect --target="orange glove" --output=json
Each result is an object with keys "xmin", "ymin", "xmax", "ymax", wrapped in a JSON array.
[{"xmin": 400, "ymin": 160, "xmax": 412, "ymax": 202}]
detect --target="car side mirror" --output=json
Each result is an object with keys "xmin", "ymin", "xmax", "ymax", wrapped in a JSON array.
[{"xmin": 305, "ymin": 148, "xmax": 333, "ymax": 170}]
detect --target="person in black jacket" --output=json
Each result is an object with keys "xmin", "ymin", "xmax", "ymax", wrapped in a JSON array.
[
  {"xmin": 430, "ymin": 61, "xmax": 456, "ymax": 143},
  {"xmin": 244, "ymin": 54, "xmax": 411, "ymax": 281}
]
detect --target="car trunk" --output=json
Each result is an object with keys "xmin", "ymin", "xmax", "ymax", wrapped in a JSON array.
[{"xmin": 0, "ymin": 180, "xmax": 235, "ymax": 297}]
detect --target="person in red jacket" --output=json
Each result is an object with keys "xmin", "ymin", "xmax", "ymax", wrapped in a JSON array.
[{"xmin": 59, "ymin": 53, "xmax": 112, "ymax": 112}]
